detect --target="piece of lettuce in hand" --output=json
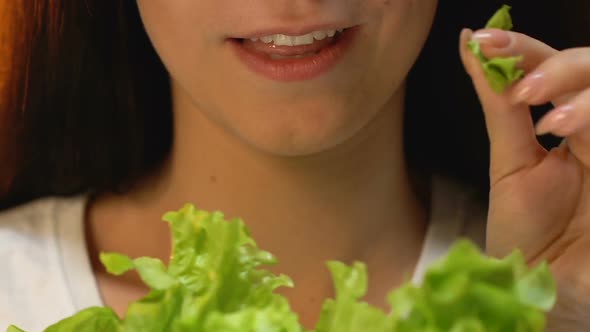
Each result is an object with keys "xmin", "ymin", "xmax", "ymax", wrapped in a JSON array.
[
  {"xmin": 485, "ymin": 4, "xmax": 514, "ymax": 31},
  {"xmin": 388, "ymin": 239, "xmax": 557, "ymax": 332},
  {"xmin": 10, "ymin": 204, "xmax": 302, "ymax": 332},
  {"xmin": 468, "ymin": 5, "xmax": 524, "ymax": 93}
]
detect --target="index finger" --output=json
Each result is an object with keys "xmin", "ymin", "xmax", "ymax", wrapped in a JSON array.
[{"xmin": 459, "ymin": 28, "xmax": 546, "ymax": 185}]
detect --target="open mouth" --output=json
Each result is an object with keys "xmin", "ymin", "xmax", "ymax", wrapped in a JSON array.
[
  {"xmin": 233, "ymin": 28, "xmax": 348, "ymax": 59},
  {"xmin": 229, "ymin": 26, "xmax": 359, "ymax": 81}
]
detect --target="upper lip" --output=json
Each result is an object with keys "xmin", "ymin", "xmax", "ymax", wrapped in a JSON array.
[{"xmin": 231, "ymin": 22, "xmax": 358, "ymax": 39}]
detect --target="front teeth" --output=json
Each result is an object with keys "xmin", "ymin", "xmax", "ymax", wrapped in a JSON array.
[
  {"xmin": 250, "ymin": 29, "xmax": 344, "ymax": 46},
  {"xmin": 260, "ymin": 36, "xmax": 274, "ymax": 43}
]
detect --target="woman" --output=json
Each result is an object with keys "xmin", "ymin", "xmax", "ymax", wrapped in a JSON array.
[{"xmin": 1, "ymin": 0, "xmax": 589, "ymax": 330}]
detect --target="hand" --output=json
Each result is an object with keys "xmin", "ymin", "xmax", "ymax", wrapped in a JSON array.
[{"xmin": 460, "ymin": 28, "xmax": 590, "ymax": 331}]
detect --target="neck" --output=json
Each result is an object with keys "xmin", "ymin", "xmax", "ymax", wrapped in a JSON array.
[{"xmin": 87, "ymin": 83, "xmax": 428, "ymax": 323}]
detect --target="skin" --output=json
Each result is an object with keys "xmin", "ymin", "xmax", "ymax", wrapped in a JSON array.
[
  {"xmin": 460, "ymin": 28, "xmax": 590, "ymax": 330},
  {"xmin": 88, "ymin": 0, "xmax": 436, "ymax": 327},
  {"xmin": 86, "ymin": 1, "xmax": 590, "ymax": 330}
]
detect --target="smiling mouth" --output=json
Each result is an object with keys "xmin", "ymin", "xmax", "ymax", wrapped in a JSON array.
[
  {"xmin": 229, "ymin": 26, "xmax": 360, "ymax": 82},
  {"xmin": 233, "ymin": 28, "xmax": 349, "ymax": 59}
]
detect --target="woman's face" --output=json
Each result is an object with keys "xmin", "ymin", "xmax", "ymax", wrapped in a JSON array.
[{"xmin": 136, "ymin": 0, "xmax": 438, "ymax": 156}]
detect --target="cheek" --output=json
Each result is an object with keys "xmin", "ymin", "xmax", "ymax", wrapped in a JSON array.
[
  {"xmin": 135, "ymin": 0, "xmax": 234, "ymax": 120},
  {"xmin": 136, "ymin": 1, "xmax": 214, "ymax": 67},
  {"xmin": 136, "ymin": 0, "xmax": 235, "ymax": 98},
  {"xmin": 370, "ymin": 0, "xmax": 437, "ymax": 88},
  {"xmin": 375, "ymin": 0, "xmax": 437, "ymax": 50}
]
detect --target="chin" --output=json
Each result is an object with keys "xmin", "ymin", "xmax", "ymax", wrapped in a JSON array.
[
  {"xmin": 249, "ymin": 135, "xmax": 348, "ymax": 157},
  {"xmin": 234, "ymin": 105, "xmax": 374, "ymax": 157},
  {"xmin": 252, "ymin": 136, "xmax": 344, "ymax": 157}
]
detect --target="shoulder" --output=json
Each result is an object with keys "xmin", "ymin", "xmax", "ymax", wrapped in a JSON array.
[
  {"xmin": 0, "ymin": 195, "xmax": 88, "ymax": 331},
  {"xmin": 0, "ymin": 195, "xmax": 86, "ymax": 239},
  {"xmin": 0, "ymin": 197, "xmax": 58, "ymax": 247},
  {"xmin": 0, "ymin": 196, "xmax": 58, "ymax": 226}
]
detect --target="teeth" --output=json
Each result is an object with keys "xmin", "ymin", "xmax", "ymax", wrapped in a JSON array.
[
  {"xmin": 260, "ymin": 35, "xmax": 274, "ymax": 43},
  {"xmin": 274, "ymin": 34, "xmax": 297, "ymax": 46},
  {"xmin": 253, "ymin": 29, "xmax": 344, "ymax": 46},
  {"xmin": 293, "ymin": 34, "xmax": 315, "ymax": 45},
  {"xmin": 312, "ymin": 31, "xmax": 328, "ymax": 40}
]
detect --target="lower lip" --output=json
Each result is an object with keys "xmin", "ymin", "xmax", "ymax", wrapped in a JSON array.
[{"xmin": 229, "ymin": 27, "xmax": 360, "ymax": 82}]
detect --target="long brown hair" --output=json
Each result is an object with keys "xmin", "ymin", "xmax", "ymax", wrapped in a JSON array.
[
  {"xmin": 1, "ymin": 2, "xmax": 172, "ymax": 208},
  {"xmin": 1, "ymin": 1, "xmax": 589, "ymax": 209}
]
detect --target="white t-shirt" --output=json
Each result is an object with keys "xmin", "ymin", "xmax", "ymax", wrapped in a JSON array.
[{"xmin": 0, "ymin": 177, "xmax": 486, "ymax": 331}]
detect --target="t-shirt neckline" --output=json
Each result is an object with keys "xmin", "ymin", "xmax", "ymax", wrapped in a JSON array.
[
  {"xmin": 55, "ymin": 197, "xmax": 104, "ymax": 310},
  {"xmin": 55, "ymin": 177, "xmax": 468, "ymax": 310},
  {"xmin": 411, "ymin": 177, "xmax": 467, "ymax": 285}
]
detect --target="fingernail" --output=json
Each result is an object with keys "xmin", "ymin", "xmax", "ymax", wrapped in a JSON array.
[
  {"xmin": 513, "ymin": 72, "xmax": 544, "ymax": 105},
  {"xmin": 536, "ymin": 104, "xmax": 576, "ymax": 136},
  {"xmin": 472, "ymin": 29, "xmax": 512, "ymax": 49},
  {"xmin": 461, "ymin": 28, "xmax": 473, "ymax": 45}
]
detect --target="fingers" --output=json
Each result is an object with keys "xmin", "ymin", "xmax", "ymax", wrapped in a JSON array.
[
  {"xmin": 471, "ymin": 29, "xmax": 589, "ymax": 107},
  {"xmin": 536, "ymin": 87, "xmax": 590, "ymax": 136},
  {"xmin": 536, "ymin": 87, "xmax": 590, "ymax": 167},
  {"xmin": 511, "ymin": 48, "xmax": 590, "ymax": 106},
  {"xmin": 473, "ymin": 29, "xmax": 558, "ymax": 73},
  {"xmin": 469, "ymin": 28, "xmax": 590, "ymax": 172},
  {"xmin": 459, "ymin": 28, "xmax": 546, "ymax": 185}
]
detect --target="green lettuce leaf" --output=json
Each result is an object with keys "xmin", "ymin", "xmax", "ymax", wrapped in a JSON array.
[
  {"xmin": 468, "ymin": 5, "xmax": 524, "ymax": 92},
  {"xmin": 44, "ymin": 308, "xmax": 121, "ymax": 332},
  {"xmin": 99, "ymin": 253, "xmax": 134, "ymax": 275},
  {"xmin": 8, "ymin": 206, "xmax": 556, "ymax": 332},
  {"xmin": 485, "ymin": 4, "xmax": 514, "ymax": 30},
  {"xmin": 314, "ymin": 262, "xmax": 391, "ymax": 332},
  {"xmin": 203, "ymin": 297, "xmax": 301, "ymax": 332},
  {"xmin": 388, "ymin": 240, "xmax": 556, "ymax": 332},
  {"xmin": 12, "ymin": 204, "xmax": 300, "ymax": 332}
]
